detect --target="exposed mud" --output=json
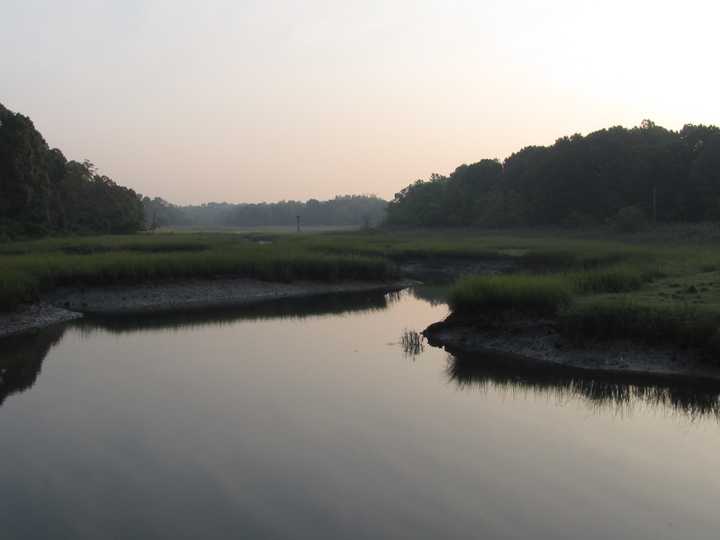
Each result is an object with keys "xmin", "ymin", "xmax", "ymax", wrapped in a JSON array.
[{"xmin": 424, "ymin": 315, "xmax": 720, "ymax": 382}]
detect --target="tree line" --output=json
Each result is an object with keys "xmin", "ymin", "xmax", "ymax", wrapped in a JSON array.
[
  {"xmin": 386, "ymin": 120, "xmax": 720, "ymax": 228},
  {"xmin": 6, "ymin": 101, "xmax": 720, "ymax": 238},
  {"xmin": 142, "ymin": 195, "xmax": 387, "ymax": 229},
  {"xmin": 1, "ymin": 103, "xmax": 144, "ymax": 238},
  {"xmin": 0, "ymin": 101, "xmax": 143, "ymax": 238},
  {"xmin": 1, "ymin": 102, "xmax": 386, "ymax": 238}
]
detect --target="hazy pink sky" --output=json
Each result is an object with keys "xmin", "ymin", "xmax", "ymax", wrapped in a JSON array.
[{"xmin": 3, "ymin": 0, "xmax": 719, "ymax": 204}]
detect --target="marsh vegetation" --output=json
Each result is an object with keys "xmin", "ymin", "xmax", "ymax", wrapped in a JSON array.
[
  {"xmin": 443, "ymin": 230, "xmax": 720, "ymax": 356},
  {"xmin": 0, "ymin": 233, "xmax": 394, "ymax": 310},
  {"xmin": 4, "ymin": 226, "xmax": 720, "ymax": 362}
]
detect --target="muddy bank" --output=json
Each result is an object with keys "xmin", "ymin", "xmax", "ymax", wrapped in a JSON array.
[
  {"xmin": 423, "ymin": 316, "xmax": 720, "ymax": 382},
  {"xmin": 0, "ymin": 255, "xmax": 509, "ymax": 339},
  {"xmin": 0, "ymin": 278, "xmax": 414, "ymax": 339},
  {"xmin": 46, "ymin": 278, "xmax": 414, "ymax": 315},
  {"xmin": 0, "ymin": 303, "xmax": 82, "ymax": 340}
]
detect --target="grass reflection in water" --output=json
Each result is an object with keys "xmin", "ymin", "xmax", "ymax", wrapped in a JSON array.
[{"xmin": 445, "ymin": 350, "xmax": 720, "ymax": 420}]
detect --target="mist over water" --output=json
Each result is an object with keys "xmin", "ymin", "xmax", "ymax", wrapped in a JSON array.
[{"xmin": 2, "ymin": 288, "xmax": 720, "ymax": 539}]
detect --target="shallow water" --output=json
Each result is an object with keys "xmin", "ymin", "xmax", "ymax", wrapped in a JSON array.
[{"xmin": 2, "ymin": 287, "xmax": 720, "ymax": 539}]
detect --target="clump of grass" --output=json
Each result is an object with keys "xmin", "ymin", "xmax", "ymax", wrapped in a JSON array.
[
  {"xmin": 400, "ymin": 329, "xmax": 425, "ymax": 357},
  {"xmin": 449, "ymin": 274, "xmax": 573, "ymax": 317}
]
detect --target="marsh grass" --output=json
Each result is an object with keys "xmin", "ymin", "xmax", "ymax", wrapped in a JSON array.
[
  {"xmin": 0, "ymin": 234, "xmax": 220, "ymax": 255},
  {"xmin": 560, "ymin": 298, "xmax": 720, "ymax": 350},
  {"xmin": 0, "ymin": 233, "xmax": 394, "ymax": 310},
  {"xmin": 442, "ymin": 234, "xmax": 720, "ymax": 354},
  {"xmin": 449, "ymin": 274, "xmax": 573, "ymax": 316},
  {"xmin": 400, "ymin": 329, "xmax": 425, "ymax": 358},
  {"xmin": 5, "ymin": 229, "xmax": 656, "ymax": 313},
  {"xmin": 570, "ymin": 263, "xmax": 663, "ymax": 294},
  {"xmin": 448, "ymin": 262, "xmax": 663, "ymax": 317},
  {"xmin": 5, "ymin": 225, "xmax": 720, "ymax": 359}
]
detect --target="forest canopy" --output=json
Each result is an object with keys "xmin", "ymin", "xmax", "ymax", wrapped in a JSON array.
[
  {"xmin": 0, "ymin": 103, "xmax": 143, "ymax": 237},
  {"xmin": 386, "ymin": 121, "xmax": 720, "ymax": 228}
]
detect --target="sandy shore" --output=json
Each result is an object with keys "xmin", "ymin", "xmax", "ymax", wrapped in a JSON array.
[
  {"xmin": 0, "ymin": 278, "xmax": 413, "ymax": 339},
  {"xmin": 423, "ymin": 318, "xmax": 720, "ymax": 382}
]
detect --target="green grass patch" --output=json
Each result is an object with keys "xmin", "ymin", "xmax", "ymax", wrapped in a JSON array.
[
  {"xmin": 570, "ymin": 263, "xmax": 663, "ymax": 294},
  {"xmin": 0, "ymin": 233, "xmax": 396, "ymax": 311},
  {"xmin": 560, "ymin": 297, "xmax": 720, "ymax": 350},
  {"xmin": 450, "ymin": 274, "xmax": 573, "ymax": 316},
  {"xmin": 448, "ymin": 262, "xmax": 663, "ymax": 317},
  {"xmin": 430, "ymin": 227, "xmax": 720, "ymax": 355}
]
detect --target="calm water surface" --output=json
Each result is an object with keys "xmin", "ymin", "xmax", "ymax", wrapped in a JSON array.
[{"xmin": 2, "ymin": 287, "xmax": 720, "ymax": 539}]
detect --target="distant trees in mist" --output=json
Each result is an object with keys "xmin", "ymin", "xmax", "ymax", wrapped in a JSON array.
[{"xmin": 142, "ymin": 195, "xmax": 387, "ymax": 229}]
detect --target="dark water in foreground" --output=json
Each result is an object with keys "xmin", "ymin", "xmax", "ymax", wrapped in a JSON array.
[{"xmin": 2, "ymin": 287, "xmax": 720, "ymax": 539}]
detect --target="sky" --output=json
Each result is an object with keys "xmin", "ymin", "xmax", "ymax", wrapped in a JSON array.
[{"xmin": 2, "ymin": 0, "xmax": 720, "ymax": 204}]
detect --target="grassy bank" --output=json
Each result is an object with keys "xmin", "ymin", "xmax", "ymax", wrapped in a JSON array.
[
  {"xmin": 0, "ymin": 233, "xmax": 394, "ymax": 310},
  {"xmin": 5, "ymin": 227, "xmax": 720, "ymax": 359},
  {"xmin": 441, "ymin": 229, "xmax": 720, "ymax": 355}
]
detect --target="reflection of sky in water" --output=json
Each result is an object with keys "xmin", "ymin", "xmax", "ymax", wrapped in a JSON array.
[{"xmin": 1, "ymin": 287, "xmax": 720, "ymax": 539}]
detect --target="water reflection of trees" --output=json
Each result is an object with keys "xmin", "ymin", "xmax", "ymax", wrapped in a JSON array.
[
  {"xmin": 0, "ymin": 290, "xmax": 400, "ymax": 407},
  {"xmin": 446, "ymin": 351, "xmax": 720, "ymax": 420},
  {"xmin": 76, "ymin": 289, "xmax": 398, "ymax": 335},
  {"xmin": 0, "ymin": 326, "xmax": 65, "ymax": 408}
]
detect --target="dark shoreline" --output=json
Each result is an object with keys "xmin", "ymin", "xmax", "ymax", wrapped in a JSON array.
[{"xmin": 423, "ymin": 315, "xmax": 720, "ymax": 383}]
